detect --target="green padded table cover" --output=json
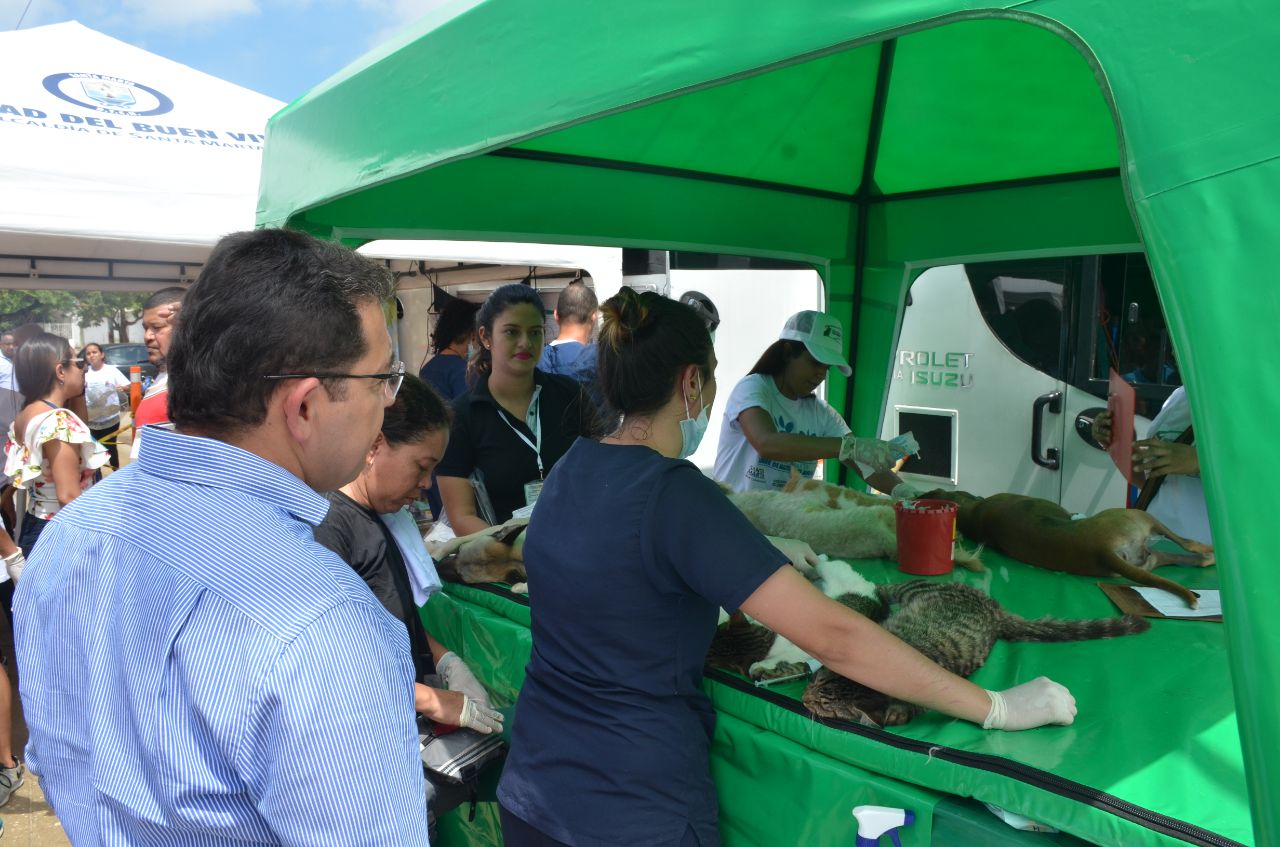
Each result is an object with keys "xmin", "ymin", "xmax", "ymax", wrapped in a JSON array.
[{"xmin": 421, "ymin": 545, "xmax": 1245, "ymax": 847}]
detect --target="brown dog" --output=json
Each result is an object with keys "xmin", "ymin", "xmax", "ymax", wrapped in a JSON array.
[
  {"xmin": 923, "ymin": 490, "xmax": 1213, "ymax": 608},
  {"xmin": 429, "ymin": 520, "xmax": 528, "ymax": 586}
]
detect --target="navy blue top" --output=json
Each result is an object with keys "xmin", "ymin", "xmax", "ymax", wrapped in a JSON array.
[
  {"xmin": 418, "ymin": 352, "xmax": 469, "ymax": 401},
  {"xmin": 497, "ymin": 439, "xmax": 787, "ymax": 846}
]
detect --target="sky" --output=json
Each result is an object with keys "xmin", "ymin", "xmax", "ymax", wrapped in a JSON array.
[{"xmin": 0, "ymin": 0, "xmax": 452, "ymax": 102}]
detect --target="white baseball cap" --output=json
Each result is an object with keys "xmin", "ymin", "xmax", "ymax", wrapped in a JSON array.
[{"xmin": 779, "ymin": 311, "xmax": 852, "ymax": 376}]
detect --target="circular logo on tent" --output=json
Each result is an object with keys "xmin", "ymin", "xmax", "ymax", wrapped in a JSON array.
[{"xmin": 42, "ymin": 72, "xmax": 174, "ymax": 117}]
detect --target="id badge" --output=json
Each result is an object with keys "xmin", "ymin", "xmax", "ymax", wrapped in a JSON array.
[{"xmin": 523, "ymin": 479, "xmax": 544, "ymax": 507}]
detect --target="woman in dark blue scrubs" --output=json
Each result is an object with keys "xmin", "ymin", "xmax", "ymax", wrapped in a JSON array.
[{"xmin": 497, "ymin": 289, "xmax": 1078, "ymax": 846}]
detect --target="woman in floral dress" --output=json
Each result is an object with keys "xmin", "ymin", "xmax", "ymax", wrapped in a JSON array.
[{"xmin": 4, "ymin": 332, "xmax": 108, "ymax": 553}]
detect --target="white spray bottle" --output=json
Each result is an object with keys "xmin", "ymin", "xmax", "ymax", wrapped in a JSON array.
[{"xmin": 852, "ymin": 805, "xmax": 915, "ymax": 847}]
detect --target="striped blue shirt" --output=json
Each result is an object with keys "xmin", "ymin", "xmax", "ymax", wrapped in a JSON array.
[{"xmin": 14, "ymin": 425, "xmax": 430, "ymax": 846}]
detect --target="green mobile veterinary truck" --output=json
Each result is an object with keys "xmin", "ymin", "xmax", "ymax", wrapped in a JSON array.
[{"xmin": 257, "ymin": 3, "xmax": 1279, "ymax": 845}]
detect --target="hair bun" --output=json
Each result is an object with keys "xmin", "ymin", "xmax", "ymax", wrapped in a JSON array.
[{"xmin": 601, "ymin": 286, "xmax": 656, "ymax": 350}]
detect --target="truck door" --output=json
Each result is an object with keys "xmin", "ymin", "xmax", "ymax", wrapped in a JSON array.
[
  {"xmin": 882, "ymin": 261, "xmax": 1072, "ymax": 501},
  {"xmin": 881, "ymin": 254, "xmax": 1176, "ymax": 512}
]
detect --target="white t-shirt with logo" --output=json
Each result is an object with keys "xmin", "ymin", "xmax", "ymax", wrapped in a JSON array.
[
  {"xmin": 84, "ymin": 363, "xmax": 131, "ymax": 428},
  {"xmin": 713, "ymin": 373, "xmax": 850, "ymax": 493},
  {"xmin": 1145, "ymin": 387, "xmax": 1212, "ymax": 545}
]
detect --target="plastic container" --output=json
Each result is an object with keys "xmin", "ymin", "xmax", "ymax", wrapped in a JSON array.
[
  {"xmin": 893, "ymin": 499, "xmax": 958, "ymax": 575},
  {"xmin": 128, "ymin": 365, "xmax": 143, "ymax": 416}
]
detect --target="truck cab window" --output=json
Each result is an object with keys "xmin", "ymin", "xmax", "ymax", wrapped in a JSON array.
[
  {"xmin": 964, "ymin": 258, "xmax": 1076, "ymax": 381},
  {"xmin": 1090, "ymin": 253, "xmax": 1180, "ymax": 413}
]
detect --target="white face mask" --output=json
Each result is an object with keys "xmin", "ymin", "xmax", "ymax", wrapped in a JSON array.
[
  {"xmin": 678, "ymin": 372, "xmax": 709, "ymax": 460},
  {"xmin": 467, "ymin": 341, "xmax": 478, "ymax": 359}
]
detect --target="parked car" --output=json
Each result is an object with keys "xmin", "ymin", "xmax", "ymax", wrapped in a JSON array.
[{"xmin": 100, "ymin": 343, "xmax": 158, "ymax": 384}]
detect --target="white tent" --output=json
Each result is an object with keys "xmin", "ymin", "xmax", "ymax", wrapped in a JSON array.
[{"xmin": 0, "ymin": 21, "xmax": 283, "ymax": 292}]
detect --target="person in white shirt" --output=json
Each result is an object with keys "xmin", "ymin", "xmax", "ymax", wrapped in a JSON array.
[
  {"xmin": 81, "ymin": 343, "xmax": 131, "ymax": 469},
  {"xmin": 713, "ymin": 310, "xmax": 905, "ymax": 494},
  {"xmin": 1094, "ymin": 386, "xmax": 1210, "ymax": 545}
]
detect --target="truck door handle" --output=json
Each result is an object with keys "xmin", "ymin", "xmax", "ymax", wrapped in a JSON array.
[{"xmin": 1031, "ymin": 391, "xmax": 1063, "ymax": 470}]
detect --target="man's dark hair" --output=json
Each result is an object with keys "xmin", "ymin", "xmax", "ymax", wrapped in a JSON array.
[
  {"xmin": 15, "ymin": 332, "xmax": 70, "ymax": 405},
  {"xmin": 380, "ymin": 374, "xmax": 452, "ymax": 445},
  {"xmin": 143, "ymin": 286, "xmax": 187, "ymax": 311},
  {"xmin": 167, "ymin": 229, "xmax": 394, "ymax": 436},
  {"xmin": 430, "ymin": 297, "xmax": 480, "ymax": 355},
  {"xmin": 555, "ymin": 281, "xmax": 598, "ymax": 325}
]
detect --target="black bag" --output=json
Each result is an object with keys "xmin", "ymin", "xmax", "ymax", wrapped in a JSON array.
[{"xmin": 419, "ymin": 723, "xmax": 506, "ymax": 823}]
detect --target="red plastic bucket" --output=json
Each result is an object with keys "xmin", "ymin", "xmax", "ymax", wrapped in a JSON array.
[{"xmin": 894, "ymin": 499, "xmax": 958, "ymax": 576}]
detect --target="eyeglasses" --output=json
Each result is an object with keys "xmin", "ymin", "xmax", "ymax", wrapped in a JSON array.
[
  {"xmin": 263, "ymin": 361, "xmax": 405, "ymax": 401},
  {"xmin": 62, "ymin": 358, "xmax": 87, "ymax": 369}
]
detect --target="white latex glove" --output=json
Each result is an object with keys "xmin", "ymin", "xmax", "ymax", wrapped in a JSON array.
[
  {"xmin": 458, "ymin": 695, "xmax": 504, "ymax": 735},
  {"xmin": 983, "ymin": 677, "xmax": 1077, "ymax": 731},
  {"xmin": 890, "ymin": 482, "xmax": 926, "ymax": 500},
  {"xmin": 839, "ymin": 435, "xmax": 895, "ymax": 472},
  {"xmin": 437, "ymin": 651, "xmax": 491, "ymax": 707},
  {"xmin": 766, "ymin": 536, "xmax": 819, "ymax": 578},
  {"xmin": 3, "ymin": 550, "xmax": 24, "ymax": 583}
]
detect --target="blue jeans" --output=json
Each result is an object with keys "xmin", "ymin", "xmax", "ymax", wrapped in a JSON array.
[{"xmin": 17, "ymin": 514, "xmax": 48, "ymax": 555}]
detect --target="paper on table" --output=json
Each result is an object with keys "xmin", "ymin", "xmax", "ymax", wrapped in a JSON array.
[
  {"xmin": 1134, "ymin": 587, "xmax": 1222, "ymax": 618},
  {"xmin": 1108, "ymin": 369, "xmax": 1136, "ymax": 484}
]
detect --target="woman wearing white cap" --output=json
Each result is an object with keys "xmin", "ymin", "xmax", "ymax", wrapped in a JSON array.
[{"xmin": 713, "ymin": 310, "xmax": 908, "ymax": 494}]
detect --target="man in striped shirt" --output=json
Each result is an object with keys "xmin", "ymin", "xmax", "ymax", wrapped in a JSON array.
[{"xmin": 15, "ymin": 229, "xmax": 430, "ymax": 845}]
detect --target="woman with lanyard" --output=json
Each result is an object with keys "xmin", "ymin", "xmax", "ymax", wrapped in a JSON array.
[
  {"xmin": 435, "ymin": 283, "xmax": 596, "ymax": 534},
  {"xmin": 5, "ymin": 333, "xmax": 108, "ymax": 553},
  {"xmin": 496, "ymin": 288, "xmax": 1077, "ymax": 847},
  {"xmin": 312, "ymin": 374, "xmax": 503, "ymax": 822},
  {"xmin": 713, "ymin": 310, "xmax": 915, "ymax": 496}
]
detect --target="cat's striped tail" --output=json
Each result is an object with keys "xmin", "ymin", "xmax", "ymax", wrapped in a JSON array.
[{"xmin": 998, "ymin": 612, "xmax": 1150, "ymax": 642}]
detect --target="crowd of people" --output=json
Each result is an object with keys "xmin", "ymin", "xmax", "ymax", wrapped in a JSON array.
[{"xmin": 0, "ymin": 228, "xmax": 1215, "ymax": 845}]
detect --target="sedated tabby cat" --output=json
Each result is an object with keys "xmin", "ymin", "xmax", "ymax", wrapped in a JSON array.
[{"xmin": 801, "ymin": 580, "xmax": 1149, "ymax": 727}]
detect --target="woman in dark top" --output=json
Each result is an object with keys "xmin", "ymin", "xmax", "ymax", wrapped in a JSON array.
[
  {"xmin": 435, "ymin": 283, "xmax": 596, "ymax": 534},
  {"xmin": 419, "ymin": 296, "xmax": 479, "ymax": 401},
  {"xmin": 496, "ymin": 289, "xmax": 1078, "ymax": 846},
  {"xmin": 313, "ymin": 374, "xmax": 502, "ymax": 735},
  {"xmin": 418, "ymin": 296, "xmax": 480, "ymax": 519}
]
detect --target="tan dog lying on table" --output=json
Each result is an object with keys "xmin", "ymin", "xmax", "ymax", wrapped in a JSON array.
[
  {"xmin": 922, "ymin": 490, "xmax": 1213, "ymax": 608},
  {"xmin": 428, "ymin": 519, "xmax": 528, "ymax": 587}
]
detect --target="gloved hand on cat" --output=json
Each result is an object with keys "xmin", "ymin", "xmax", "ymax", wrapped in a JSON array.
[
  {"xmin": 766, "ymin": 536, "xmax": 820, "ymax": 578},
  {"xmin": 983, "ymin": 677, "xmax": 1077, "ymax": 730}
]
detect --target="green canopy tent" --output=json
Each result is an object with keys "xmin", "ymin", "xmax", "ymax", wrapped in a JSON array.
[{"xmin": 257, "ymin": 2, "xmax": 1279, "ymax": 843}]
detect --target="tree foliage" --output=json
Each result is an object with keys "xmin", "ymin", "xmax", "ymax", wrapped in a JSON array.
[
  {"xmin": 72, "ymin": 292, "xmax": 149, "ymax": 342},
  {"xmin": 0, "ymin": 289, "xmax": 78, "ymax": 329},
  {"xmin": 0, "ymin": 289, "xmax": 149, "ymax": 342}
]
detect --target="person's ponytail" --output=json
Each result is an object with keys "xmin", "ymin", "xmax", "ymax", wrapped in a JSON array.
[{"xmin": 598, "ymin": 287, "xmax": 711, "ymax": 418}]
